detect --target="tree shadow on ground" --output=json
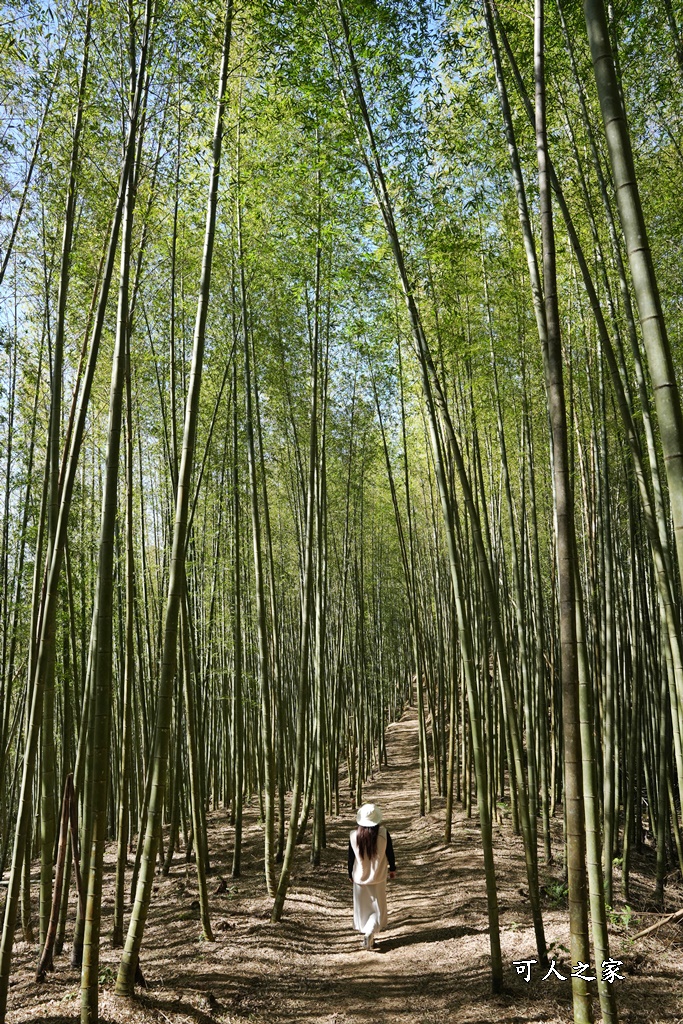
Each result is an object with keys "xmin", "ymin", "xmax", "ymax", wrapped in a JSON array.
[
  {"xmin": 32, "ymin": 1019, "xmax": 119, "ymax": 1024},
  {"xmin": 378, "ymin": 922, "xmax": 487, "ymax": 951},
  {"xmin": 137, "ymin": 994, "xmax": 220, "ymax": 1024}
]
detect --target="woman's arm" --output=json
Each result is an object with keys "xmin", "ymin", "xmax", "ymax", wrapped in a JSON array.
[{"xmin": 386, "ymin": 831, "xmax": 397, "ymax": 873}]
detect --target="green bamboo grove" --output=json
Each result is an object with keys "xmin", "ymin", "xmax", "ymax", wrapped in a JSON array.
[{"xmin": 0, "ymin": 0, "xmax": 682, "ymax": 1021}]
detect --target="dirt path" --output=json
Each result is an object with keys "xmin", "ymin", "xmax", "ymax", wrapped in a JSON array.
[{"xmin": 5, "ymin": 704, "xmax": 683, "ymax": 1023}]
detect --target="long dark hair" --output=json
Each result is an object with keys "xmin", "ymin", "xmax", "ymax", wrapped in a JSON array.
[{"xmin": 357, "ymin": 824, "xmax": 380, "ymax": 861}]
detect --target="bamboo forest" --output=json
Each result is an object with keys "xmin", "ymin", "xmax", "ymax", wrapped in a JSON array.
[{"xmin": 2, "ymin": 0, "xmax": 683, "ymax": 1021}]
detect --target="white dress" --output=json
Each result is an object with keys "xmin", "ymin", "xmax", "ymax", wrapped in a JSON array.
[
  {"xmin": 349, "ymin": 825, "xmax": 391, "ymax": 938},
  {"xmin": 353, "ymin": 880, "xmax": 388, "ymax": 937}
]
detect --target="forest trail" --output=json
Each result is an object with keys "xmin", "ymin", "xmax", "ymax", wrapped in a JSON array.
[{"xmin": 6, "ymin": 703, "xmax": 683, "ymax": 1024}]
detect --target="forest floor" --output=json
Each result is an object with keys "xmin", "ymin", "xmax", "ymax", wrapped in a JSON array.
[{"xmin": 4, "ymin": 704, "xmax": 683, "ymax": 1024}]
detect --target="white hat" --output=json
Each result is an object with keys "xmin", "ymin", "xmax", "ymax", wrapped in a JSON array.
[{"xmin": 356, "ymin": 803, "xmax": 382, "ymax": 827}]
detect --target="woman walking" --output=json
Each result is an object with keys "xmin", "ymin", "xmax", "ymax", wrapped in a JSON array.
[{"xmin": 347, "ymin": 804, "xmax": 396, "ymax": 949}]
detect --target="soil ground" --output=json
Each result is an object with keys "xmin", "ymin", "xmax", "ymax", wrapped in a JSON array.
[{"xmin": 3, "ymin": 704, "xmax": 683, "ymax": 1024}]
